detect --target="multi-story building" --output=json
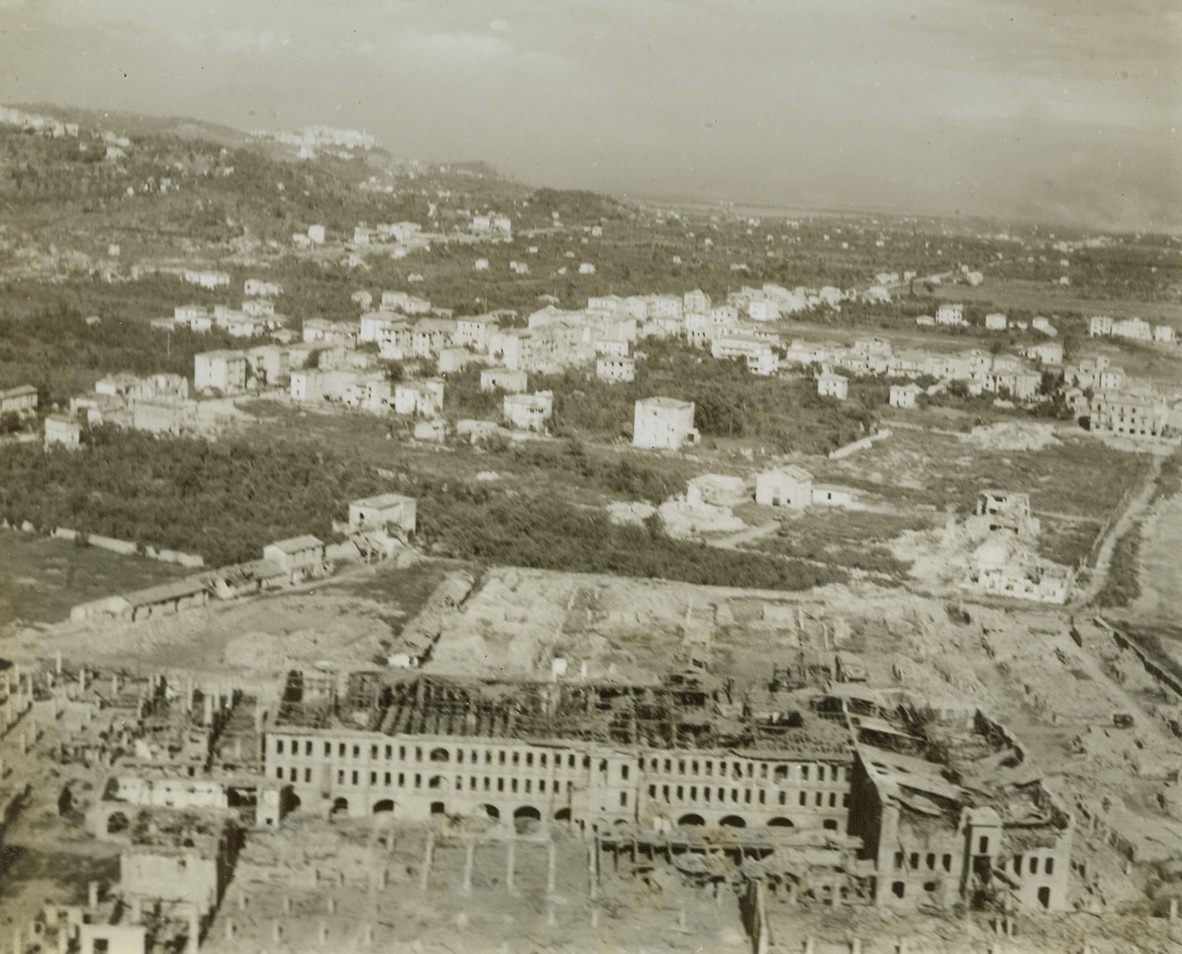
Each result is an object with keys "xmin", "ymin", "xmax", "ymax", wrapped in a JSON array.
[
  {"xmin": 194, "ymin": 351, "xmax": 247, "ymax": 393},
  {"xmin": 1090, "ymin": 389, "xmax": 1169, "ymax": 439},
  {"xmin": 847, "ymin": 710, "xmax": 1074, "ymax": 912},
  {"xmin": 817, "ymin": 370, "xmax": 849, "ymax": 401},
  {"xmin": 596, "ymin": 356, "xmax": 635, "ymax": 384},
  {"xmin": 633, "ymin": 397, "xmax": 699, "ymax": 450},
  {"xmin": 936, "ymin": 303, "xmax": 965, "ymax": 326},
  {"xmin": 454, "ymin": 315, "xmax": 501, "ymax": 353},
  {"xmin": 264, "ymin": 673, "xmax": 852, "ymax": 833},
  {"xmin": 503, "ymin": 391, "xmax": 554, "ymax": 432}
]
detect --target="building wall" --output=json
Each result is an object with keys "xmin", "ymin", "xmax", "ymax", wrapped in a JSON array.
[{"xmin": 264, "ymin": 731, "xmax": 851, "ymax": 831}]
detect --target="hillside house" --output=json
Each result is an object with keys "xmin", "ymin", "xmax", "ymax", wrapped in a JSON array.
[
  {"xmin": 596, "ymin": 356, "xmax": 636, "ymax": 384},
  {"xmin": 1112, "ymin": 317, "xmax": 1152, "ymax": 342},
  {"xmin": 0, "ymin": 384, "xmax": 38, "ymax": 418},
  {"xmin": 1025, "ymin": 342, "xmax": 1064, "ymax": 366},
  {"xmin": 503, "ymin": 391, "xmax": 554, "ymax": 432},
  {"xmin": 379, "ymin": 291, "xmax": 432, "ymax": 316},
  {"xmin": 1155, "ymin": 325, "xmax": 1176, "ymax": 345},
  {"xmin": 244, "ymin": 279, "xmax": 283, "ymax": 298},
  {"xmin": 245, "ymin": 345, "xmax": 291, "ymax": 386},
  {"xmin": 755, "ymin": 466, "xmax": 813, "ymax": 509},
  {"xmin": 633, "ymin": 397, "xmax": 699, "ymax": 451},
  {"xmin": 194, "ymin": 351, "xmax": 246, "ymax": 393},
  {"xmin": 817, "ymin": 370, "xmax": 849, "ymax": 401},
  {"xmin": 812, "ymin": 485, "xmax": 855, "ymax": 507},
  {"xmin": 454, "ymin": 314, "xmax": 501, "ymax": 352},
  {"xmin": 261, "ymin": 536, "xmax": 326, "ymax": 581},
  {"xmin": 302, "ymin": 318, "xmax": 359, "ymax": 347},
  {"xmin": 985, "ymin": 313, "xmax": 1008, "ymax": 331},
  {"xmin": 393, "ymin": 380, "xmax": 445, "ymax": 418},
  {"xmin": 936, "ymin": 303, "xmax": 965, "ymax": 326},
  {"xmin": 349, "ymin": 493, "xmax": 417, "ymax": 537},
  {"xmin": 182, "ymin": 270, "xmax": 230, "ymax": 290},
  {"xmin": 889, "ymin": 384, "xmax": 922, "ymax": 409},
  {"xmin": 44, "ymin": 414, "xmax": 83, "ymax": 449},
  {"xmin": 1098, "ymin": 367, "xmax": 1126, "ymax": 391}
]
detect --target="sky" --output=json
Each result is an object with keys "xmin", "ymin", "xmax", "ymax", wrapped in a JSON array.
[{"xmin": 0, "ymin": 0, "xmax": 1179, "ymax": 230}]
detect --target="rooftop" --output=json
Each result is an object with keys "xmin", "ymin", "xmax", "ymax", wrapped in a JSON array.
[
  {"xmin": 266, "ymin": 535, "xmax": 324, "ymax": 554},
  {"xmin": 351, "ymin": 492, "xmax": 415, "ymax": 510}
]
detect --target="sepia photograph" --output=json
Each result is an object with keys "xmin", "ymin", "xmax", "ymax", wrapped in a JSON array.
[{"xmin": 0, "ymin": 1, "xmax": 1179, "ymax": 952}]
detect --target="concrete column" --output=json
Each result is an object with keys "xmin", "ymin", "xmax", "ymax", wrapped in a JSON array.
[
  {"xmin": 55, "ymin": 652, "xmax": 62, "ymax": 676},
  {"xmin": 1170, "ymin": 899, "xmax": 1178, "ymax": 921},
  {"xmin": 319, "ymin": 922, "xmax": 329, "ymax": 947},
  {"xmin": 188, "ymin": 909, "xmax": 200, "ymax": 952},
  {"xmin": 463, "ymin": 842, "xmax": 475, "ymax": 893},
  {"xmin": 591, "ymin": 906, "xmax": 599, "ymax": 929},
  {"xmin": 87, "ymin": 881, "xmax": 99, "ymax": 909},
  {"xmin": 283, "ymin": 896, "xmax": 292, "ymax": 915},
  {"xmin": 803, "ymin": 938, "xmax": 815, "ymax": 954},
  {"xmin": 505, "ymin": 838, "xmax": 516, "ymax": 894},
  {"xmin": 12, "ymin": 927, "xmax": 21, "ymax": 954},
  {"xmin": 272, "ymin": 920, "xmax": 282, "ymax": 944},
  {"xmin": 546, "ymin": 903, "xmax": 556, "ymax": 927},
  {"xmin": 56, "ymin": 925, "xmax": 68, "ymax": 954},
  {"xmin": 327, "ymin": 897, "xmax": 336, "ymax": 914},
  {"xmin": 420, "ymin": 832, "xmax": 435, "ymax": 892},
  {"xmin": 547, "ymin": 842, "xmax": 557, "ymax": 894},
  {"xmin": 850, "ymin": 940, "xmax": 861, "ymax": 954},
  {"xmin": 224, "ymin": 919, "xmax": 234, "ymax": 941},
  {"xmin": 237, "ymin": 891, "xmax": 247, "ymax": 911},
  {"xmin": 588, "ymin": 843, "xmax": 598, "ymax": 901}
]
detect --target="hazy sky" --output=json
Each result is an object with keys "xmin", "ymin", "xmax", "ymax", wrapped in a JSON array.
[{"xmin": 1, "ymin": 0, "xmax": 1179, "ymax": 229}]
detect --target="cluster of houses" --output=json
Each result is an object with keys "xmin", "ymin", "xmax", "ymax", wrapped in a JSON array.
[
  {"xmin": 0, "ymin": 105, "xmax": 80, "ymax": 139},
  {"xmin": 1089, "ymin": 315, "xmax": 1176, "ymax": 346},
  {"xmin": 70, "ymin": 493, "xmax": 417, "ymax": 624}
]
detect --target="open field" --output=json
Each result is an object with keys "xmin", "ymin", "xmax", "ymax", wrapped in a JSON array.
[
  {"xmin": 928, "ymin": 277, "xmax": 1182, "ymax": 325},
  {"xmin": 6, "ymin": 557, "xmax": 460, "ymax": 680},
  {"xmin": 0, "ymin": 530, "xmax": 188, "ymax": 629},
  {"xmin": 806, "ymin": 424, "xmax": 1151, "ymax": 523}
]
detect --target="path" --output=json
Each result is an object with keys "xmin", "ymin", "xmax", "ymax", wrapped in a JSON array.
[{"xmin": 1070, "ymin": 454, "xmax": 1163, "ymax": 607}]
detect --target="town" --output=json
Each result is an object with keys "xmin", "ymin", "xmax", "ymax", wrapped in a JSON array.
[{"xmin": 0, "ymin": 98, "xmax": 1180, "ymax": 954}]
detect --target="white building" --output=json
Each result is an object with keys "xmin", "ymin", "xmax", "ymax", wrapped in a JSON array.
[
  {"xmin": 194, "ymin": 351, "xmax": 247, "ymax": 393},
  {"xmin": 754, "ymin": 466, "xmax": 813, "ymax": 509},
  {"xmin": 44, "ymin": 414, "xmax": 83, "ymax": 449},
  {"xmin": 455, "ymin": 315, "xmax": 501, "ymax": 352},
  {"xmin": 245, "ymin": 279, "xmax": 283, "ymax": 298},
  {"xmin": 393, "ymin": 380, "xmax": 445, "ymax": 418},
  {"xmin": 349, "ymin": 493, "xmax": 417, "ymax": 537},
  {"xmin": 889, "ymin": 383, "xmax": 922, "ymax": 409},
  {"xmin": 633, "ymin": 397, "xmax": 699, "ymax": 451},
  {"xmin": 936, "ymin": 303, "xmax": 966, "ymax": 326},
  {"xmin": 748, "ymin": 299, "xmax": 781, "ymax": 322},
  {"xmin": 307, "ymin": 224, "xmax": 326, "ymax": 245},
  {"xmin": 984, "ymin": 313, "xmax": 1008, "ymax": 331},
  {"xmin": 182, "ymin": 270, "xmax": 230, "ymax": 290},
  {"xmin": 1089, "ymin": 315, "xmax": 1113, "ymax": 337},
  {"xmin": 596, "ymin": 356, "xmax": 636, "ymax": 384},
  {"xmin": 503, "ymin": 391, "xmax": 554, "ymax": 432},
  {"xmin": 817, "ymin": 370, "xmax": 849, "ymax": 401}
]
